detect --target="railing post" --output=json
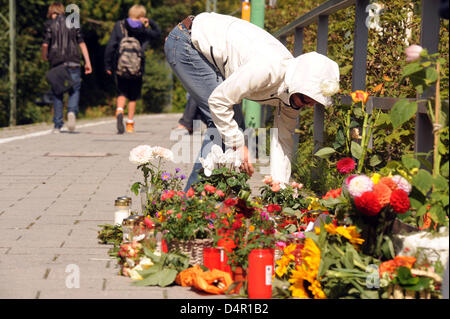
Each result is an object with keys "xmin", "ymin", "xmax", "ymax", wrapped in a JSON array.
[
  {"xmin": 416, "ymin": 0, "xmax": 440, "ymax": 160},
  {"xmin": 313, "ymin": 15, "xmax": 328, "ymax": 153},
  {"xmin": 292, "ymin": 27, "xmax": 304, "ymax": 166},
  {"xmin": 293, "ymin": 27, "xmax": 303, "ymax": 57},
  {"xmin": 352, "ymin": 0, "xmax": 369, "ymax": 91}
]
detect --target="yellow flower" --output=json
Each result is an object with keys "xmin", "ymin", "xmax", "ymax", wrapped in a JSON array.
[
  {"xmin": 188, "ymin": 216, "xmax": 192, "ymax": 221},
  {"xmin": 283, "ymin": 243, "xmax": 297, "ymax": 256},
  {"xmin": 409, "ymin": 168, "xmax": 419, "ymax": 175},
  {"xmin": 307, "ymin": 197, "xmax": 326, "ymax": 211},
  {"xmin": 288, "ymin": 238, "xmax": 326, "ymax": 299},
  {"xmin": 371, "ymin": 173, "xmax": 381, "ymax": 184},
  {"xmin": 288, "ymin": 277, "xmax": 310, "ymax": 299}
]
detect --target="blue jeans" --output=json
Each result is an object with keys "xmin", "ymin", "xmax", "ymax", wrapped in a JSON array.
[
  {"xmin": 165, "ymin": 24, "xmax": 226, "ymax": 190},
  {"xmin": 52, "ymin": 67, "xmax": 81, "ymax": 129}
]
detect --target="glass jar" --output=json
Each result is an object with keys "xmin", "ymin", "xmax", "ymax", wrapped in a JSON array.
[
  {"xmin": 114, "ymin": 198, "xmax": 130, "ymax": 226},
  {"xmin": 122, "ymin": 215, "xmax": 146, "ymax": 242},
  {"xmin": 117, "ymin": 196, "xmax": 132, "ymax": 214}
]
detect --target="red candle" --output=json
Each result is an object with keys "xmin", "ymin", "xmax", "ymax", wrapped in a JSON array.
[
  {"xmin": 248, "ymin": 249, "xmax": 274, "ymax": 299},
  {"xmin": 203, "ymin": 247, "xmax": 221, "ymax": 271}
]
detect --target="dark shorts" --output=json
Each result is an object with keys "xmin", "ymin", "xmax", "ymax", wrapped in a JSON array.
[{"xmin": 115, "ymin": 75, "xmax": 142, "ymax": 101}]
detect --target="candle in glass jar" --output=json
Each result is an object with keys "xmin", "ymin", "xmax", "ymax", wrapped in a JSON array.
[{"xmin": 114, "ymin": 198, "xmax": 130, "ymax": 226}]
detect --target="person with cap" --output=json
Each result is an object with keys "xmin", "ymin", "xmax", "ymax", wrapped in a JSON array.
[{"xmin": 164, "ymin": 12, "xmax": 340, "ymax": 187}]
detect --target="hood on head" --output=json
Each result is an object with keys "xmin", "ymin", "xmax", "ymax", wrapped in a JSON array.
[{"xmin": 285, "ymin": 52, "xmax": 340, "ymax": 107}]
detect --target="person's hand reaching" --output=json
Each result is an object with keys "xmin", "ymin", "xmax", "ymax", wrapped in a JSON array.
[
  {"xmin": 237, "ymin": 145, "xmax": 254, "ymax": 177},
  {"xmin": 85, "ymin": 63, "xmax": 92, "ymax": 75}
]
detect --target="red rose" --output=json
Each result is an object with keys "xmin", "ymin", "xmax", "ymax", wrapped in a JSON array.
[
  {"xmin": 390, "ymin": 189, "xmax": 410, "ymax": 214},
  {"xmin": 354, "ymin": 191, "xmax": 382, "ymax": 216},
  {"xmin": 167, "ymin": 190, "xmax": 176, "ymax": 199},
  {"xmin": 336, "ymin": 158, "xmax": 356, "ymax": 174},
  {"xmin": 144, "ymin": 217, "xmax": 154, "ymax": 229},
  {"xmin": 267, "ymin": 204, "xmax": 282, "ymax": 213},
  {"xmin": 204, "ymin": 184, "xmax": 216, "ymax": 193},
  {"xmin": 224, "ymin": 198, "xmax": 238, "ymax": 206}
]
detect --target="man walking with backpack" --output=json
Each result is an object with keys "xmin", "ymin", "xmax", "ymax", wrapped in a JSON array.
[
  {"xmin": 104, "ymin": 4, "xmax": 161, "ymax": 134},
  {"xmin": 42, "ymin": 2, "xmax": 92, "ymax": 133}
]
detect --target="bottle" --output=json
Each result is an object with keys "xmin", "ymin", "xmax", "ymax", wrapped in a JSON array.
[
  {"xmin": 114, "ymin": 198, "xmax": 130, "ymax": 226},
  {"xmin": 248, "ymin": 249, "xmax": 274, "ymax": 299}
]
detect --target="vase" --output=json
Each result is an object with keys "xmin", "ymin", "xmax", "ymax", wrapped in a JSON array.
[
  {"xmin": 140, "ymin": 185, "xmax": 150, "ymax": 215},
  {"xmin": 248, "ymin": 249, "xmax": 274, "ymax": 299}
]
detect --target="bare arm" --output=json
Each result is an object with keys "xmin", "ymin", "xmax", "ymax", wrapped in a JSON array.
[
  {"xmin": 79, "ymin": 42, "xmax": 92, "ymax": 74},
  {"xmin": 42, "ymin": 44, "xmax": 48, "ymax": 61}
]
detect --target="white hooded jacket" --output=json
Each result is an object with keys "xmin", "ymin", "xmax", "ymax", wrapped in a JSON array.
[{"xmin": 191, "ymin": 12, "xmax": 340, "ymax": 184}]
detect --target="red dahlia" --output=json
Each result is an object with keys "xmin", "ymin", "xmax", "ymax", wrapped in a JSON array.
[
  {"xmin": 390, "ymin": 189, "xmax": 410, "ymax": 214},
  {"xmin": 354, "ymin": 191, "xmax": 382, "ymax": 216},
  {"xmin": 336, "ymin": 158, "xmax": 356, "ymax": 174}
]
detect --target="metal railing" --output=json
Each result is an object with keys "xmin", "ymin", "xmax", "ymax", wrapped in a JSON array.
[{"xmin": 271, "ymin": 0, "xmax": 442, "ymax": 160}]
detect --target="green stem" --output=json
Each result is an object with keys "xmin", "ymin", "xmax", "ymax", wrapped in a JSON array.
[
  {"xmin": 345, "ymin": 104, "xmax": 354, "ymax": 155},
  {"xmin": 357, "ymin": 111, "xmax": 370, "ymax": 173}
]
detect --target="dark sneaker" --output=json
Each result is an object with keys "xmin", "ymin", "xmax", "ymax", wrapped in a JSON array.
[
  {"xmin": 67, "ymin": 112, "xmax": 76, "ymax": 132},
  {"xmin": 117, "ymin": 112, "xmax": 124, "ymax": 134}
]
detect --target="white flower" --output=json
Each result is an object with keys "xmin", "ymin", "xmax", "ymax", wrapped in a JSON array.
[
  {"xmin": 210, "ymin": 144, "xmax": 224, "ymax": 163},
  {"xmin": 152, "ymin": 146, "xmax": 174, "ymax": 162},
  {"xmin": 348, "ymin": 175, "xmax": 374, "ymax": 197},
  {"xmin": 129, "ymin": 145, "xmax": 154, "ymax": 165},
  {"xmin": 405, "ymin": 44, "xmax": 423, "ymax": 62},
  {"xmin": 392, "ymin": 175, "xmax": 412, "ymax": 194},
  {"xmin": 320, "ymin": 79, "xmax": 339, "ymax": 97},
  {"xmin": 199, "ymin": 155, "xmax": 214, "ymax": 177}
]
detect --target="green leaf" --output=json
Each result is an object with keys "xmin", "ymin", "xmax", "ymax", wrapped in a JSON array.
[
  {"xmin": 429, "ymin": 204, "xmax": 446, "ymax": 224},
  {"xmin": 158, "ymin": 268, "xmax": 178, "ymax": 287},
  {"xmin": 440, "ymin": 161, "xmax": 449, "ymax": 178},
  {"xmin": 402, "ymin": 62, "xmax": 422, "ymax": 78},
  {"xmin": 351, "ymin": 141, "xmax": 363, "ymax": 160},
  {"xmin": 314, "ymin": 147, "xmax": 336, "ymax": 159},
  {"xmin": 425, "ymin": 67, "xmax": 438, "ymax": 84},
  {"xmin": 433, "ymin": 175, "xmax": 448, "ymax": 192},
  {"xmin": 412, "ymin": 169, "xmax": 433, "ymax": 195},
  {"xmin": 410, "ymin": 197, "xmax": 424, "ymax": 210},
  {"xmin": 131, "ymin": 182, "xmax": 141, "ymax": 196},
  {"xmin": 340, "ymin": 65, "xmax": 352, "ymax": 76},
  {"xmin": 369, "ymin": 155, "xmax": 382, "ymax": 167},
  {"xmin": 415, "ymin": 204, "xmax": 428, "ymax": 218},
  {"xmin": 401, "ymin": 155, "xmax": 421, "ymax": 170},
  {"xmin": 390, "ymin": 100, "xmax": 418, "ymax": 129}
]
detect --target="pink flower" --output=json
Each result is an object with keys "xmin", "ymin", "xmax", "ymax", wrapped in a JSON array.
[
  {"xmin": 392, "ymin": 175, "xmax": 412, "ymax": 194},
  {"xmin": 405, "ymin": 44, "xmax": 423, "ymax": 62},
  {"xmin": 167, "ymin": 209, "xmax": 173, "ymax": 215},
  {"xmin": 347, "ymin": 175, "xmax": 374, "ymax": 198},
  {"xmin": 204, "ymin": 184, "xmax": 216, "ymax": 193},
  {"xmin": 186, "ymin": 188, "xmax": 195, "ymax": 197},
  {"xmin": 291, "ymin": 181, "xmax": 303, "ymax": 189},
  {"xmin": 263, "ymin": 175, "xmax": 273, "ymax": 185},
  {"xmin": 215, "ymin": 189, "xmax": 225, "ymax": 197},
  {"xmin": 271, "ymin": 181, "xmax": 281, "ymax": 192},
  {"xmin": 276, "ymin": 241, "xmax": 287, "ymax": 249},
  {"xmin": 176, "ymin": 213, "xmax": 182, "ymax": 219}
]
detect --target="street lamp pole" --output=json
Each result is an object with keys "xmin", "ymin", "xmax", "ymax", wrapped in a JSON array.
[{"xmin": 9, "ymin": 0, "xmax": 17, "ymax": 126}]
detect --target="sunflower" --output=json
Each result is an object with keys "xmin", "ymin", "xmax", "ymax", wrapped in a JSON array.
[
  {"xmin": 275, "ymin": 244, "xmax": 296, "ymax": 277},
  {"xmin": 315, "ymin": 224, "xmax": 365, "ymax": 246},
  {"xmin": 288, "ymin": 238, "xmax": 326, "ymax": 299}
]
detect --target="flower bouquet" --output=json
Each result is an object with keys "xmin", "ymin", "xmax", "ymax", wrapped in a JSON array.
[
  {"xmin": 129, "ymin": 145, "xmax": 183, "ymax": 214},
  {"xmin": 153, "ymin": 187, "xmax": 223, "ymax": 264},
  {"xmin": 320, "ymin": 172, "xmax": 413, "ymax": 259},
  {"xmin": 196, "ymin": 144, "xmax": 251, "ymax": 197}
]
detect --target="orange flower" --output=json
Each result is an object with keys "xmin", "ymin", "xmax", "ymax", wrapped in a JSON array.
[
  {"xmin": 350, "ymin": 90, "xmax": 370, "ymax": 104},
  {"xmin": 379, "ymin": 177, "xmax": 397, "ymax": 191},
  {"xmin": 372, "ymin": 182, "xmax": 392, "ymax": 207},
  {"xmin": 271, "ymin": 181, "xmax": 281, "ymax": 192}
]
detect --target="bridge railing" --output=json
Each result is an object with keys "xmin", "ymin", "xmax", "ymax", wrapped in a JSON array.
[{"xmin": 270, "ymin": 0, "xmax": 442, "ymax": 162}]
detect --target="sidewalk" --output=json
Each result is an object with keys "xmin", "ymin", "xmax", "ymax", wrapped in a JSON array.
[{"xmin": 0, "ymin": 114, "xmax": 265, "ymax": 299}]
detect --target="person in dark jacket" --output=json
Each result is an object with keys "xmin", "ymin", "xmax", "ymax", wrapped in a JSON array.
[
  {"xmin": 42, "ymin": 2, "xmax": 92, "ymax": 133},
  {"xmin": 104, "ymin": 4, "xmax": 161, "ymax": 134}
]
